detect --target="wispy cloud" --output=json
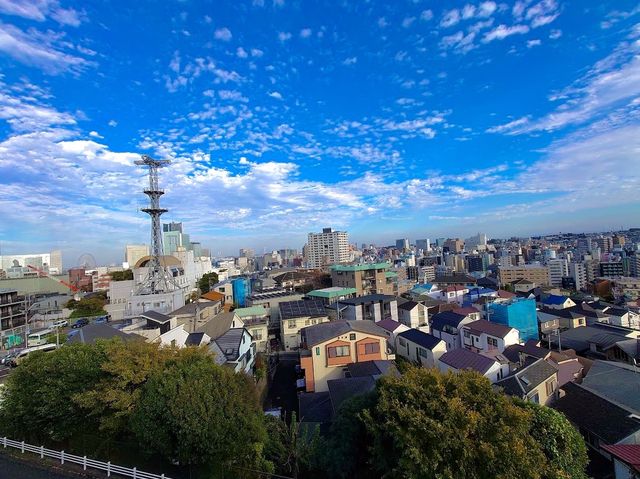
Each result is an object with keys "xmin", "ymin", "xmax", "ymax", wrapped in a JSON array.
[{"xmin": 214, "ymin": 27, "xmax": 232, "ymax": 41}]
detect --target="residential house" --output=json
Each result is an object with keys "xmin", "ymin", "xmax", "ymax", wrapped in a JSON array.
[
  {"xmin": 429, "ymin": 285, "xmax": 469, "ymax": 305},
  {"xmin": 453, "ymin": 306, "xmax": 481, "ymax": 321},
  {"xmin": 196, "ymin": 311, "xmax": 244, "ymax": 341},
  {"xmin": 397, "ymin": 300, "xmax": 428, "ymax": 329},
  {"xmin": 495, "ymin": 358, "xmax": 558, "ymax": 405},
  {"xmin": 213, "ymin": 327, "xmax": 255, "ymax": 374},
  {"xmin": 461, "ymin": 319, "xmax": 519, "ymax": 354},
  {"xmin": 510, "ymin": 278, "xmax": 536, "ymax": 293},
  {"xmin": 430, "ymin": 311, "xmax": 475, "ymax": 350},
  {"xmin": 170, "ymin": 300, "xmax": 222, "ymax": 332},
  {"xmin": 581, "ymin": 361, "xmax": 640, "ymax": 414},
  {"xmin": 601, "ymin": 444, "xmax": 640, "ymax": 479},
  {"xmin": 537, "ymin": 306, "xmax": 586, "ymax": 333},
  {"xmin": 211, "ymin": 280, "xmax": 234, "ymax": 305},
  {"xmin": 438, "ymin": 348, "xmax": 508, "ymax": 382},
  {"xmin": 279, "ymin": 300, "xmax": 329, "ymax": 351},
  {"xmin": 553, "ymin": 382, "xmax": 640, "ymax": 459},
  {"xmin": 540, "ymin": 294, "xmax": 576, "ymax": 309},
  {"xmin": 552, "ymin": 323, "xmax": 636, "ymax": 356},
  {"xmin": 396, "ymin": 329, "xmax": 446, "ymax": 368},
  {"xmin": 299, "ymin": 320, "xmax": 393, "ymax": 392},
  {"xmin": 67, "ymin": 323, "xmax": 139, "ymax": 345},
  {"xmin": 339, "ymin": 294, "xmax": 398, "ymax": 322},
  {"xmin": 376, "ymin": 319, "xmax": 409, "ymax": 344},
  {"xmin": 603, "ymin": 338, "xmax": 640, "ymax": 365},
  {"xmin": 234, "ymin": 306, "xmax": 270, "ymax": 353}
]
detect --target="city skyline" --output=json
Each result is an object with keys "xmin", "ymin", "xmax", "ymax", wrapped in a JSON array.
[{"xmin": 1, "ymin": 0, "xmax": 639, "ymax": 263}]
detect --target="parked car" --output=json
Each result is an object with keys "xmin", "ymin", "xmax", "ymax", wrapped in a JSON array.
[
  {"xmin": 71, "ymin": 319, "xmax": 89, "ymax": 329},
  {"xmin": 52, "ymin": 319, "xmax": 69, "ymax": 328},
  {"xmin": 94, "ymin": 316, "xmax": 108, "ymax": 324}
]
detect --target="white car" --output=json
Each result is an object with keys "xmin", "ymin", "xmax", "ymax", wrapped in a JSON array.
[{"xmin": 52, "ymin": 320, "xmax": 68, "ymax": 328}]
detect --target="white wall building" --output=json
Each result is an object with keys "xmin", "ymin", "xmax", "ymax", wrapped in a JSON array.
[
  {"xmin": 306, "ymin": 227, "xmax": 349, "ymax": 268},
  {"xmin": 124, "ymin": 244, "xmax": 149, "ymax": 269},
  {"xmin": 548, "ymin": 259, "xmax": 569, "ymax": 287},
  {"xmin": 569, "ymin": 262, "xmax": 587, "ymax": 291}
]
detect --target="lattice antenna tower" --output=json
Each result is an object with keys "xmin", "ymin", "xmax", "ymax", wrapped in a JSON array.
[{"xmin": 134, "ymin": 155, "xmax": 179, "ymax": 294}]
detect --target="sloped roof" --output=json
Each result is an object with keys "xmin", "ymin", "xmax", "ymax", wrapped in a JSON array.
[
  {"xmin": 454, "ymin": 306, "xmax": 480, "ymax": 316},
  {"xmin": 376, "ymin": 319, "xmax": 404, "ymax": 332},
  {"xmin": 398, "ymin": 329, "xmax": 444, "ymax": 350},
  {"xmin": 496, "ymin": 289, "xmax": 516, "ymax": 299},
  {"xmin": 196, "ymin": 311, "xmax": 239, "ymax": 340},
  {"xmin": 171, "ymin": 300, "xmax": 218, "ymax": 316},
  {"xmin": 347, "ymin": 360, "xmax": 397, "ymax": 378},
  {"xmin": 464, "ymin": 319, "xmax": 514, "ymax": 339},
  {"xmin": 67, "ymin": 323, "xmax": 138, "ymax": 345},
  {"xmin": 214, "ymin": 328, "xmax": 248, "ymax": 361},
  {"xmin": 439, "ymin": 348, "xmax": 497, "ymax": 374},
  {"xmin": 302, "ymin": 320, "xmax": 387, "ymax": 347},
  {"xmin": 553, "ymin": 382, "xmax": 640, "ymax": 444},
  {"xmin": 495, "ymin": 358, "xmax": 557, "ymax": 396},
  {"xmin": 397, "ymin": 300, "xmax": 421, "ymax": 311},
  {"xmin": 279, "ymin": 299, "xmax": 327, "ymax": 319},
  {"xmin": 601, "ymin": 445, "xmax": 640, "ymax": 472},
  {"xmin": 140, "ymin": 310, "xmax": 171, "ymax": 324},
  {"xmin": 327, "ymin": 376, "xmax": 376, "ymax": 412},
  {"xmin": 431, "ymin": 311, "xmax": 467, "ymax": 331},
  {"xmin": 185, "ymin": 332, "xmax": 205, "ymax": 346},
  {"xmin": 582, "ymin": 361, "xmax": 640, "ymax": 414},
  {"xmin": 201, "ymin": 290, "xmax": 225, "ymax": 302},
  {"xmin": 542, "ymin": 294, "xmax": 570, "ymax": 305},
  {"xmin": 307, "ymin": 287, "xmax": 357, "ymax": 299},
  {"xmin": 340, "ymin": 294, "xmax": 396, "ymax": 305}
]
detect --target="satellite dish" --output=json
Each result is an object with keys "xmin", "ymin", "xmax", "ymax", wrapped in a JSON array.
[{"xmin": 77, "ymin": 253, "xmax": 97, "ymax": 269}]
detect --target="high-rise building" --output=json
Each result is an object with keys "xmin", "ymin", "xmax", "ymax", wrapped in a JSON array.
[
  {"xmin": 331, "ymin": 262, "xmax": 394, "ymax": 295},
  {"xmin": 498, "ymin": 265, "xmax": 550, "ymax": 286},
  {"xmin": 547, "ymin": 258, "xmax": 569, "ymax": 287},
  {"xmin": 125, "ymin": 244, "xmax": 149, "ymax": 268},
  {"xmin": 600, "ymin": 261, "xmax": 624, "ymax": 277},
  {"xmin": 569, "ymin": 262, "xmax": 587, "ymax": 291},
  {"xmin": 0, "ymin": 251, "xmax": 63, "ymax": 277},
  {"xmin": 306, "ymin": 228, "xmax": 349, "ymax": 268},
  {"xmin": 239, "ymin": 248, "xmax": 255, "ymax": 258},
  {"xmin": 162, "ymin": 222, "xmax": 191, "ymax": 255},
  {"xmin": 416, "ymin": 239, "xmax": 430, "ymax": 252},
  {"xmin": 443, "ymin": 238, "xmax": 464, "ymax": 253},
  {"xmin": 396, "ymin": 239, "xmax": 410, "ymax": 251},
  {"xmin": 596, "ymin": 237, "xmax": 613, "ymax": 254},
  {"xmin": 466, "ymin": 255, "xmax": 484, "ymax": 273},
  {"xmin": 465, "ymin": 233, "xmax": 487, "ymax": 250}
]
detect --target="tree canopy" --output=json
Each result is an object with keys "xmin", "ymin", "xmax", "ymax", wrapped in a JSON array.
[
  {"xmin": 198, "ymin": 272, "xmax": 219, "ymax": 294},
  {"xmin": 109, "ymin": 270, "xmax": 133, "ymax": 281}
]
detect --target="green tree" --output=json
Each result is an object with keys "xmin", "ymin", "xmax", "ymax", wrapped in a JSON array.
[
  {"xmin": 522, "ymin": 402, "xmax": 588, "ymax": 479},
  {"xmin": 66, "ymin": 296, "xmax": 107, "ymax": 318},
  {"xmin": 324, "ymin": 392, "xmax": 377, "ymax": 479},
  {"xmin": 0, "ymin": 343, "xmax": 106, "ymax": 443},
  {"xmin": 362, "ymin": 367, "xmax": 546, "ymax": 479},
  {"xmin": 130, "ymin": 347, "xmax": 267, "ymax": 470},
  {"xmin": 198, "ymin": 272, "xmax": 219, "ymax": 294},
  {"xmin": 73, "ymin": 338, "xmax": 173, "ymax": 437},
  {"xmin": 109, "ymin": 270, "xmax": 133, "ymax": 281}
]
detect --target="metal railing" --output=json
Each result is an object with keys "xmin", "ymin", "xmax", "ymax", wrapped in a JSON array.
[{"xmin": 1, "ymin": 436, "xmax": 172, "ymax": 479}]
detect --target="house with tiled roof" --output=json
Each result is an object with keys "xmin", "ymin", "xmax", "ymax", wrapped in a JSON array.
[
  {"xmin": 396, "ymin": 329, "xmax": 446, "ymax": 368},
  {"xmin": 299, "ymin": 320, "xmax": 394, "ymax": 393},
  {"xmin": 376, "ymin": 319, "xmax": 409, "ymax": 343},
  {"xmin": 437, "ymin": 348, "xmax": 507, "ymax": 382},
  {"xmin": 494, "ymin": 358, "xmax": 558, "ymax": 405},
  {"xmin": 602, "ymin": 444, "xmax": 640, "ymax": 478},
  {"xmin": 460, "ymin": 319, "xmax": 519, "ymax": 355},
  {"xmin": 430, "ymin": 310, "xmax": 475, "ymax": 350},
  {"xmin": 397, "ymin": 299, "xmax": 428, "ymax": 329}
]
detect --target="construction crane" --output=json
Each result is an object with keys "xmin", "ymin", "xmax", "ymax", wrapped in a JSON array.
[{"xmin": 26, "ymin": 265, "xmax": 82, "ymax": 300}]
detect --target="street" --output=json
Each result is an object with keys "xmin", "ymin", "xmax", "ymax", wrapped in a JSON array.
[
  {"xmin": 0, "ymin": 454, "xmax": 81, "ymax": 479},
  {"xmin": 265, "ymin": 352, "xmax": 300, "ymax": 422}
]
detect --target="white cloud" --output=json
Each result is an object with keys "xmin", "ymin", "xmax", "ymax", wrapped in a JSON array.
[
  {"xmin": 268, "ymin": 91, "xmax": 283, "ymax": 100},
  {"xmin": 527, "ymin": 39, "xmax": 541, "ymax": 48},
  {"xmin": 0, "ymin": 0, "xmax": 82, "ymax": 26},
  {"xmin": 526, "ymin": 0, "xmax": 559, "ymax": 28},
  {"xmin": 377, "ymin": 17, "xmax": 387, "ymax": 28},
  {"xmin": 218, "ymin": 89, "xmax": 248, "ymax": 102},
  {"xmin": 89, "ymin": 130, "xmax": 102, "ymax": 138},
  {"xmin": 477, "ymin": 1, "xmax": 497, "ymax": 18},
  {"xmin": 462, "ymin": 5, "xmax": 476, "ymax": 20},
  {"xmin": 0, "ymin": 23, "xmax": 92, "ymax": 74},
  {"xmin": 482, "ymin": 24, "xmax": 529, "ymax": 42},
  {"xmin": 214, "ymin": 27, "xmax": 232, "ymax": 41},
  {"xmin": 420, "ymin": 10, "xmax": 433, "ymax": 21},
  {"xmin": 440, "ymin": 30, "xmax": 477, "ymax": 54},
  {"xmin": 277, "ymin": 31, "xmax": 292, "ymax": 42},
  {"xmin": 342, "ymin": 56, "xmax": 357, "ymax": 66},
  {"xmin": 108, "ymin": 120, "xmax": 117, "ymax": 127},
  {"xmin": 440, "ymin": 9, "xmax": 461, "ymax": 28},
  {"xmin": 250, "ymin": 48, "xmax": 264, "ymax": 57},
  {"xmin": 402, "ymin": 16, "xmax": 416, "ymax": 28},
  {"xmin": 486, "ymin": 116, "xmax": 530, "ymax": 133},
  {"xmin": 300, "ymin": 28, "xmax": 312, "ymax": 38},
  {"xmin": 549, "ymin": 29, "xmax": 562, "ymax": 39},
  {"xmin": 236, "ymin": 47, "xmax": 248, "ymax": 58}
]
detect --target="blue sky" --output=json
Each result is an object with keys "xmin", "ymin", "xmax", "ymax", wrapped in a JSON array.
[{"xmin": 0, "ymin": 0, "xmax": 639, "ymax": 265}]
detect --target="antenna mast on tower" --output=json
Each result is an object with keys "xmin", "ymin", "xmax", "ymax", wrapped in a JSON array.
[{"xmin": 134, "ymin": 155, "xmax": 179, "ymax": 294}]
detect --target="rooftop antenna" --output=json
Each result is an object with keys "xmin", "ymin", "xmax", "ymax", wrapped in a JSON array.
[{"xmin": 134, "ymin": 155, "xmax": 180, "ymax": 295}]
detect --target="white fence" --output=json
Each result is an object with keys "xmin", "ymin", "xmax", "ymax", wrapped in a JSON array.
[{"xmin": 1, "ymin": 436, "xmax": 172, "ymax": 479}]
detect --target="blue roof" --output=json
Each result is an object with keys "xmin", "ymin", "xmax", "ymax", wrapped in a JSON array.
[
  {"xmin": 431, "ymin": 311, "xmax": 467, "ymax": 331},
  {"xmin": 398, "ymin": 329, "xmax": 443, "ymax": 350},
  {"xmin": 543, "ymin": 295, "xmax": 569, "ymax": 305},
  {"xmin": 466, "ymin": 287, "xmax": 496, "ymax": 295}
]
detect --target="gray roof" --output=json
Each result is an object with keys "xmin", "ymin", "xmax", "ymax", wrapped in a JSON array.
[
  {"xmin": 185, "ymin": 332, "xmax": 205, "ymax": 346},
  {"xmin": 301, "ymin": 320, "xmax": 388, "ymax": 347},
  {"xmin": 502, "ymin": 340, "xmax": 550, "ymax": 363},
  {"xmin": 67, "ymin": 323, "xmax": 138, "ymax": 345},
  {"xmin": 140, "ymin": 310, "xmax": 171, "ymax": 324},
  {"xmin": 299, "ymin": 392, "xmax": 333, "ymax": 424},
  {"xmin": 463, "ymin": 319, "xmax": 514, "ymax": 339},
  {"xmin": 495, "ymin": 358, "xmax": 557, "ymax": 397},
  {"xmin": 347, "ymin": 360, "xmax": 398, "ymax": 379},
  {"xmin": 340, "ymin": 294, "xmax": 396, "ymax": 306},
  {"xmin": 214, "ymin": 328, "xmax": 249, "ymax": 361},
  {"xmin": 196, "ymin": 311, "xmax": 238, "ymax": 340},
  {"xmin": 581, "ymin": 361, "xmax": 640, "ymax": 414},
  {"xmin": 397, "ymin": 329, "xmax": 444, "ymax": 350},
  {"xmin": 553, "ymin": 382, "xmax": 640, "ymax": 444},
  {"xmin": 439, "ymin": 348, "xmax": 497, "ymax": 374},
  {"xmin": 279, "ymin": 299, "xmax": 327, "ymax": 319},
  {"xmin": 327, "ymin": 376, "xmax": 376, "ymax": 412},
  {"xmin": 397, "ymin": 300, "xmax": 421, "ymax": 311},
  {"xmin": 170, "ymin": 300, "xmax": 218, "ymax": 316}
]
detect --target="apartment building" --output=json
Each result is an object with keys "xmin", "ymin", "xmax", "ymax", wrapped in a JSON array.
[
  {"xmin": 339, "ymin": 294, "xmax": 398, "ymax": 322},
  {"xmin": 306, "ymin": 228, "xmax": 349, "ymax": 268},
  {"xmin": 0, "ymin": 288, "xmax": 25, "ymax": 335},
  {"xmin": 331, "ymin": 262, "xmax": 395, "ymax": 296},
  {"xmin": 498, "ymin": 265, "xmax": 550, "ymax": 286},
  {"xmin": 547, "ymin": 259, "xmax": 568, "ymax": 287},
  {"xmin": 299, "ymin": 320, "xmax": 393, "ymax": 392},
  {"xmin": 279, "ymin": 300, "xmax": 329, "ymax": 351}
]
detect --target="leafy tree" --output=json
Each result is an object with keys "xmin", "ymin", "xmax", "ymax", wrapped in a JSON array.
[
  {"xmin": 198, "ymin": 272, "xmax": 219, "ymax": 294},
  {"xmin": 362, "ymin": 367, "xmax": 546, "ymax": 479},
  {"xmin": 109, "ymin": 270, "xmax": 133, "ymax": 281},
  {"xmin": 324, "ymin": 392, "xmax": 377, "ymax": 479},
  {"xmin": 130, "ymin": 347, "xmax": 267, "ymax": 470},
  {"xmin": 264, "ymin": 412, "xmax": 323, "ymax": 478},
  {"xmin": 66, "ymin": 296, "xmax": 107, "ymax": 318},
  {"xmin": 522, "ymin": 402, "xmax": 588, "ymax": 479},
  {"xmin": 0, "ymin": 343, "xmax": 106, "ymax": 443},
  {"xmin": 73, "ymin": 338, "xmax": 173, "ymax": 437}
]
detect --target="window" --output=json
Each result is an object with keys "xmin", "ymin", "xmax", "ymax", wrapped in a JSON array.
[
  {"xmin": 305, "ymin": 319, "xmax": 310, "ymax": 325},
  {"xmin": 398, "ymin": 337, "xmax": 407, "ymax": 347},
  {"xmin": 315, "ymin": 347, "xmax": 320, "ymax": 356},
  {"xmin": 578, "ymin": 318, "xmax": 585, "ymax": 326},
  {"xmin": 364, "ymin": 342, "xmax": 380, "ymax": 355},
  {"xmin": 418, "ymin": 347, "xmax": 429, "ymax": 358},
  {"xmin": 288, "ymin": 320, "xmax": 296, "ymax": 329},
  {"xmin": 463, "ymin": 330, "xmax": 470, "ymax": 338},
  {"xmin": 252, "ymin": 329, "xmax": 263, "ymax": 341},
  {"xmin": 328, "ymin": 345, "xmax": 350, "ymax": 358},
  {"xmin": 545, "ymin": 379, "xmax": 557, "ymax": 396},
  {"xmin": 487, "ymin": 337, "xmax": 498, "ymax": 350},
  {"xmin": 349, "ymin": 333, "xmax": 356, "ymax": 340}
]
